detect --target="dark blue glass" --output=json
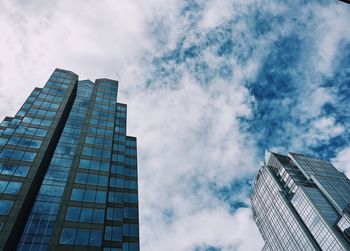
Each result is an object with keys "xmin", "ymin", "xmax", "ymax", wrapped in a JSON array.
[
  {"xmin": 71, "ymin": 188, "xmax": 84, "ymax": 201},
  {"xmin": 92, "ymin": 209, "xmax": 104, "ymax": 223},
  {"xmin": 59, "ymin": 228, "xmax": 76, "ymax": 245},
  {"xmin": 80, "ymin": 208, "xmax": 93, "ymax": 222},
  {"xmin": 0, "ymin": 200, "xmax": 13, "ymax": 215},
  {"xmin": 66, "ymin": 207, "xmax": 81, "ymax": 221},
  {"xmin": 75, "ymin": 229, "xmax": 89, "ymax": 245},
  {"xmin": 89, "ymin": 230, "xmax": 102, "ymax": 246}
]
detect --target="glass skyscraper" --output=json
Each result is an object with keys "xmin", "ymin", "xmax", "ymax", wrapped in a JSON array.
[
  {"xmin": 251, "ymin": 151, "xmax": 350, "ymax": 251},
  {"xmin": 0, "ymin": 69, "xmax": 139, "ymax": 250}
]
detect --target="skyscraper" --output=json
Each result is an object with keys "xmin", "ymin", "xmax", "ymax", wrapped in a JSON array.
[
  {"xmin": 251, "ymin": 151, "xmax": 350, "ymax": 251},
  {"xmin": 0, "ymin": 69, "xmax": 139, "ymax": 251}
]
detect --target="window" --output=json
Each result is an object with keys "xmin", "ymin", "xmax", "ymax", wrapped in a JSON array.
[
  {"xmin": 0, "ymin": 200, "xmax": 13, "ymax": 215},
  {"xmin": 0, "ymin": 164, "xmax": 29, "ymax": 177},
  {"xmin": 7, "ymin": 137, "xmax": 42, "ymax": 149},
  {"xmin": 125, "ymin": 168, "xmax": 137, "ymax": 178},
  {"xmin": 66, "ymin": 207, "xmax": 80, "ymax": 221},
  {"xmin": 104, "ymin": 226, "xmax": 122, "ymax": 241},
  {"xmin": 22, "ymin": 152, "xmax": 37, "ymax": 162},
  {"xmin": 0, "ymin": 138, "xmax": 7, "ymax": 146},
  {"xmin": 75, "ymin": 172, "xmax": 108, "ymax": 187},
  {"xmin": 0, "ymin": 120, "xmax": 10, "ymax": 127},
  {"xmin": 113, "ymin": 144, "xmax": 125, "ymax": 152},
  {"xmin": 125, "ymin": 180, "xmax": 137, "ymax": 190},
  {"xmin": 22, "ymin": 116, "xmax": 52, "ymax": 127},
  {"xmin": 128, "ymin": 158, "xmax": 137, "ymax": 167},
  {"xmin": 16, "ymin": 110, "xmax": 26, "ymax": 117},
  {"xmin": 71, "ymin": 188, "xmax": 84, "ymax": 201},
  {"xmin": 112, "ymin": 154, "xmax": 124, "ymax": 163},
  {"xmin": 111, "ymin": 165, "xmax": 124, "ymax": 175},
  {"xmin": 14, "ymin": 126, "xmax": 48, "ymax": 137},
  {"xmin": 0, "ymin": 149, "xmax": 36, "ymax": 162},
  {"xmin": 82, "ymin": 147, "xmax": 111, "ymax": 159},
  {"xmin": 80, "ymin": 208, "xmax": 93, "ymax": 222},
  {"xmin": 109, "ymin": 177, "xmax": 124, "ymax": 188},
  {"xmin": 0, "ymin": 181, "xmax": 22, "ymax": 194},
  {"xmin": 59, "ymin": 228, "xmax": 102, "ymax": 247},
  {"xmin": 117, "ymin": 105, "xmax": 127, "ymax": 112},
  {"xmin": 124, "ymin": 193, "xmax": 138, "ymax": 203},
  {"xmin": 123, "ymin": 224, "xmax": 139, "ymax": 237},
  {"xmin": 3, "ymin": 128, "xmax": 14, "ymax": 135},
  {"xmin": 70, "ymin": 188, "xmax": 106, "ymax": 204},
  {"xmin": 108, "ymin": 192, "xmax": 123, "ymax": 204},
  {"xmin": 126, "ymin": 149, "xmax": 136, "ymax": 156},
  {"xmin": 79, "ymin": 159, "xmax": 109, "ymax": 172},
  {"xmin": 126, "ymin": 140, "xmax": 137, "ymax": 147},
  {"xmin": 103, "ymin": 248, "xmax": 122, "ymax": 251},
  {"xmin": 123, "ymin": 243, "xmax": 139, "ymax": 251},
  {"xmin": 10, "ymin": 119, "xmax": 21, "ymax": 126},
  {"xmin": 106, "ymin": 208, "xmax": 123, "ymax": 221},
  {"xmin": 124, "ymin": 207, "xmax": 138, "ymax": 219}
]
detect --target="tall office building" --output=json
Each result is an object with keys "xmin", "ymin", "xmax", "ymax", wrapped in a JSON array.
[
  {"xmin": 251, "ymin": 151, "xmax": 350, "ymax": 251},
  {"xmin": 0, "ymin": 69, "xmax": 139, "ymax": 250}
]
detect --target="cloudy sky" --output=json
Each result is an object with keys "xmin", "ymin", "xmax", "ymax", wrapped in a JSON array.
[{"xmin": 1, "ymin": 0, "xmax": 350, "ymax": 250}]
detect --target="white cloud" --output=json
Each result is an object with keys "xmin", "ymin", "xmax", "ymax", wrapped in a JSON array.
[
  {"xmin": 199, "ymin": 0, "xmax": 235, "ymax": 30},
  {"xmin": 143, "ymin": 207, "xmax": 262, "ymax": 251},
  {"xmin": 291, "ymin": 117, "xmax": 344, "ymax": 150},
  {"xmin": 126, "ymin": 73, "xmax": 261, "ymax": 250},
  {"xmin": 311, "ymin": 3, "xmax": 350, "ymax": 76},
  {"xmin": 298, "ymin": 87, "xmax": 334, "ymax": 119},
  {"xmin": 0, "ymin": 0, "xmax": 176, "ymax": 119},
  {"xmin": 332, "ymin": 147, "xmax": 350, "ymax": 178}
]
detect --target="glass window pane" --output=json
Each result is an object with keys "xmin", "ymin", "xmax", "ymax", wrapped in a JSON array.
[
  {"xmin": 5, "ymin": 182, "xmax": 21, "ymax": 194},
  {"xmin": 89, "ymin": 230, "xmax": 102, "ymax": 247},
  {"xmin": 75, "ymin": 229, "xmax": 90, "ymax": 246},
  {"xmin": 14, "ymin": 166, "xmax": 30, "ymax": 177},
  {"xmin": 93, "ymin": 209, "xmax": 105, "ymax": 224},
  {"xmin": 1, "ymin": 165, "xmax": 15, "ymax": 175},
  {"xmin": 96, "ymin": 191, "xmax": 106, "ymax": 204},
  {"xmin": 66, "ymin": 207, "xmax": 81, "ymax": 221},
  {"xmin": 0, "ymin": 181, "xmax": 7, "ymax": 193},
  {"xmin": 80, "ymin": 208, "xmax": 93, "ymax": 222},
  {"xmin": 0, "ymin": 200, "xmax": 13, "ymax": 215},
  {"xmin": 71, "ymin": 188, "xmax": 84, "ymax": 201},
  {"xmin": 112, "ymin": 226, "xmax": 122, "ymax": 241},
  {"xmin": 75, "ymin": 173, "xmax": 87, "ymax": 184},
  {"xmin": 59, "ymin": 228, "xmax": 76, "ymax": 245},
  {"xmin": 84, "ymin": 190, "xmax": 96, "ymax": 202}
]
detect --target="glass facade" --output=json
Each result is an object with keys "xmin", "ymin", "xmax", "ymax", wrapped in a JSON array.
[
  {"xmin": 0, "ymin": 69, "xmax": 139, "ymax": 250},
  {"xmin": 251, "ymin": 151, "xmax": 350, "ymax": 251}
]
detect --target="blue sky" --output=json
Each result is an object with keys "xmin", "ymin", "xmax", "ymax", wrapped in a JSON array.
[{"xmin": 0, "ymin": 0, "xmax": 350, "ymax": 250}]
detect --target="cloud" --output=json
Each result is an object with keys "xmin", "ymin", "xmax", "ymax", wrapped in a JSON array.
[
  {"xmin": 332, "ymin": 147, "xmax": 350, "ymax": 178},
  {"xmin": 1, "ymin": 0, "xmax": 350, "ymax": 250},
  {"xmin": 127, "ymin": 73, "xmax": 261, "ymax": 250},
  {"xmin": 143, "ymin": 207, "xmax": 261, "ymax": 251}
]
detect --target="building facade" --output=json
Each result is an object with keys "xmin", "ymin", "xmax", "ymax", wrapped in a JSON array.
[
  {"xmin": 251, "ymin": 151, "xmax": 350, "ymax": 251},
  {"xmin": 0, "ymin": 69, "xmax": 139, "ymax": 250}
]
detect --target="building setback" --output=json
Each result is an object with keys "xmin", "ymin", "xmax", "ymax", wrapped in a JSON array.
[
  {"xmin": 251, "ymin": 151, "xmax": 350, "ymax": 251},
  {"xmin": 0, "ymin": 69, "xmax": 139, "ymax": 250}
]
